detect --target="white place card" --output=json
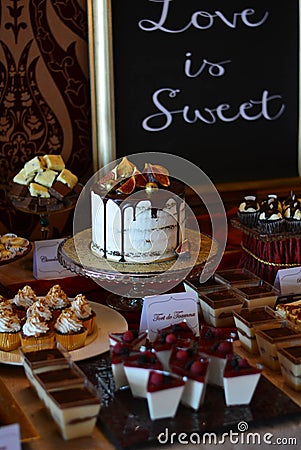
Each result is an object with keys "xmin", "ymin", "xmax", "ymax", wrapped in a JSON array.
[
  {"xmin": 33, "ymin": 238, "xmax": 76, "ymax": 280},
  {"xmin": 139, "ymin": 291, "xmax": 199, "ymax": 342},
  {"xmin": 274, "ymin": 266, "xmax": 301, "ymax": 295},
  {"xmin": 0, "ymin": 424, "xmax": 21, "ymax": 450}
]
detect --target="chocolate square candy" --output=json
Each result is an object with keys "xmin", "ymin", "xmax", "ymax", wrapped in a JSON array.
[
  {"xmin": 49, "ymin": 181, "xmax": 71, "ymax": 200},
  {"xmin": 9, "ymin": 182, "xmax": 28, "ymax": 197}
]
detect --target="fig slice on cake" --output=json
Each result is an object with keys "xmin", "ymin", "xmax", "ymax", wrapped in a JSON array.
[
  {"xmin": 175, "ymin": 239, "xmax": 190, "ymax": 258},
  {"xmin": 116, "ymin": 176, "xmax": 136, "ymax": 194}
]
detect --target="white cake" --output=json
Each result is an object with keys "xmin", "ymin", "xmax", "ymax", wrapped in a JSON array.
[{"xmin": 91, "ymin": 157, "xmax": 186, "ymax": 263}]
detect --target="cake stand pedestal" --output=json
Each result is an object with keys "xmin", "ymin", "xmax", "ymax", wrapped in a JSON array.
[
  {"xmin": 57, "ymin": 228, "xmax": 219, "ymax": 311},
  {"xmin": 8, "ymin": 187, "xmax": 81, "ymax": 240}
]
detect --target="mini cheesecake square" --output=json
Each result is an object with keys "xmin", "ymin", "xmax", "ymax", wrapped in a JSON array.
[
  {"xmin": 57, "ymin": 168, "xmax": 78, "ymax": 189},
  {"xmin": 13, "ymin": 168, "xmax": 34, "ymax": 186},
  {"xmin": 275, "ymin": 295, "xmax": 301, "ymax": 330},
  {"xmin": 233, "ymin": 306, "xmax": 283, "ymax": 354},
  {"xmin": 34, "ymin": 169, "xmax": 58, "ymax": 188},
  {"xmin": 234, "ymin": 280, "xmax": 279, "ymax": 309},
  {"xmin": 277, "ymin": 346, "xmax": 301, "ymax": 391},
  {"xmin": 29, "ymin": 182, "xmax": 50, "ymax": 198},
  {"xmin": 24, "ymin": 156, "xmax": 46, "ymax": 176},
  {"xmin": 43, "ymin": 154, "xmax": 65, "ymax": 171},
  {"xmin": 199, "ymin": 287, "xmax": 244, "ymax": 327},
  {"xmin": 255, "ymin": 323, "xmax": 301, "ymax": 371}
]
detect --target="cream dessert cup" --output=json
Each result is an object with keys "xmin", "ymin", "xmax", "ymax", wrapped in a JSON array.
[
  {"xmin": 223, "ymin": 355, "xmax": 262, "ymax": 406},
  {"xmin": 170, "ymin": 348, "xmax": 209, "ymax": 410},
  {"xmin": 233, "ymin": 280, "xmax": 279, "ymax": 309},
  {"xmin": 45, "ymin": 380, "xmax": 101, "ymax": 440},
  {"xmin": 277, "ymin": 346, "xmax": 301, "ymax": 391},
  {"xmin": 255, "ymin": 323, "xmax": 301, "ymax": 371},
  {"xmin": 199, "ymin": 287, "xmax": 244, "ymax": 327},
  {"xmin": 123, "ymin": 351, "xmax": 163, "ymax": 398},
  {"xmin": 146, "ymin": 370, "xmax": 186, "ymax": 420},
  {"xmin": 233, "ymin": 306, "xmax": 284, "ymax": 354}
]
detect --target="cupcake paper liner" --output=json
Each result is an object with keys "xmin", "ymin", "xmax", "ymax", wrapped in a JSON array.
[
  {"xmin": 55, "ymin": 328, "xmax": 87, "ymax": 351},
  {"xmin": 0, "ymin": 331, "xmax": 21, "ymax": 351},
  {"xmin": 285, "ymin": 219, "xmax": 301, "ymax": 233},
  {"xmin": 259, "ymin": 219, "xmax": 285, "ymax": 235},
  {"xmin": 237, "ymin": 211, "xmax": 260, "ymax": 228}
]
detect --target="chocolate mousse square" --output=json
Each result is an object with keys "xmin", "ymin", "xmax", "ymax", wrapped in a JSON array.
[{"xmin": 49, "ymin": 181, "xmax": 71, "ymax": 200}]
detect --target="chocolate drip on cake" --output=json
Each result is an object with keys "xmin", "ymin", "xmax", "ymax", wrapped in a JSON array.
[{"xmin": 93, "ymin": 179, "xmax": 184, "ymax": 262}]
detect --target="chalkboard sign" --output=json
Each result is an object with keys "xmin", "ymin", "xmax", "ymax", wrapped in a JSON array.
[{"xmin": 109, "ymin": 0, "xmax": 299, "ymax": 183}]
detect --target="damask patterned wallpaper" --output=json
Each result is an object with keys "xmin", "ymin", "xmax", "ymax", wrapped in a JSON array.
[{"xmin": 0, "ymin": 0, "xmax": 93, "ymax": 239}]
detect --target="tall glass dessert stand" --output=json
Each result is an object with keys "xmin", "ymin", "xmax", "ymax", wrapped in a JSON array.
[{"xmin": 57, "ymin": 227, "xmax": 219, "ymax": 311}]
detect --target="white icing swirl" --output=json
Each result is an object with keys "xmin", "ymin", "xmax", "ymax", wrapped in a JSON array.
[
  {"xmin": 55, "ymin": 308, "xmax": 84, "ymax": 333},
  {"xmin": 26, "ymin": 300, "xmax": 52, "ymax": 321},
  {"xmin": 0, "ymin": 299, "xmax": 13, "ymax": 314},
  {"xmin": 22, "ymin": 314, "xmax": 50, "ymax": 336},
  {"xmin": 45, "ymin": 284, "xmax": 70, "ymax": 309},
  {"xmin": 13, "ymin": 285, "xmax": 36, "ymax": 308},
  {"xmin": 0, "ymin": 310, "xmax": 21, "ymax": 332},
  {"xmin": 71, "ymin": 294, "xmax": 92, "ymax": 319}
]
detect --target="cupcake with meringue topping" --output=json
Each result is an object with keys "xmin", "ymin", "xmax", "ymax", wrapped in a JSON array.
[
  {"xmin": 70, "ymin": 294, "xmax": 96, "ymax": 335},
  {"xmin": 20, "ymin": 313, "xmax": 55, "ymax": 350},
  {"xmin": 12, "ymin": 285, "xmax": 36, "ymax": 320},
  {"xmin": 54, "ymin": 308, "xmax": 87, "ymax": 350},
  {"xmin": 44, "ymin": 284, "xmax": 70, "ymax": 319},
  {"xmin": 26, "ymin": 299, "xmax": 53, "ymax": 326},
  {"xmin": 0, "ymin": 309, "xmax": 21, "ymax": 351},
  {"xmin": 0, "ymin": 296, "xmax": 14, "ymax": 315}
]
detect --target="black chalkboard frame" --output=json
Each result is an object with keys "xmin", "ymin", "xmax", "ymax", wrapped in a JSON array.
[{"xmin": 88, "ymin": 0, "xmax": 301, "ymax": 185}]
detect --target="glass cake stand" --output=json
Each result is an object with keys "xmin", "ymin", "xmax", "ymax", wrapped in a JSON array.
[{"xmin": 57, "ymin": 228, "xmax": 220, "ymax": 311}]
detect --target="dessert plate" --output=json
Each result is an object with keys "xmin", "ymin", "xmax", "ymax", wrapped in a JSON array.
[{"xmin": 0, "ymin": 302, "xmax": 127, "ymax": 365}]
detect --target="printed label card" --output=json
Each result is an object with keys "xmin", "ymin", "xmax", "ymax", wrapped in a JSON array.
[
  {"xmin": 33, "ymin": 238, "xmax": 76, "ymax": 280},
  {"xmin": 0, "ymin": 424, "xmax": 21, "ymax": 450},
  {"xmin": 274, "ymin": 266, "xmax": 301, "ymax": 295},
  {"xmin": 139, "ymin": 291, "xmax": 199, "ymax": 342}
]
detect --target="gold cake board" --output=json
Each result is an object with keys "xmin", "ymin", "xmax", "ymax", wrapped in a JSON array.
[{"xmin": 59, "ymin": 228, "xmax": 219, "ymax": 276}]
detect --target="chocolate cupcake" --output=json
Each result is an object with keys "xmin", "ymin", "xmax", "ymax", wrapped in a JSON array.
[
  {"xmin": 258, "ymin": 198, "xmax": 284, "ymax": 234},
  {"xmin": 237, "ymin": 195, "xmax": 260, "ymax": 227},
  {"xmin": 283, "ymin": 200, "xmax": 301, "ymax": 233}
]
